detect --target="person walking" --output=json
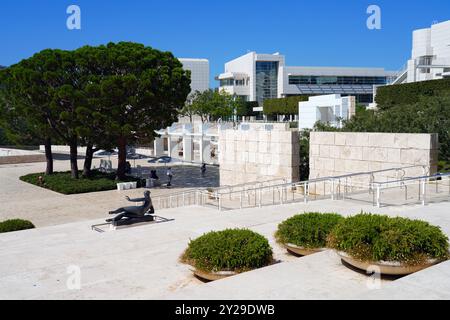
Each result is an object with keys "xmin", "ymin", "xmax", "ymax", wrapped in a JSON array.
[{"xmin": 166, "ymin": 167, "xmax": 173, "ymax": 187}]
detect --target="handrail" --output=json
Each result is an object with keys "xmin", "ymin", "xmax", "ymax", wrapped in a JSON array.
[
  {"xmin": 214, "ymin": 178, "xmax": 288, "ymax": 193},
  {"xmin": 373, "ymin": 172, "xmax": 450, "ymax": 186},
  {"xmin": 148, "ymin": 165, "xmax": 442, "ymax": 211}
]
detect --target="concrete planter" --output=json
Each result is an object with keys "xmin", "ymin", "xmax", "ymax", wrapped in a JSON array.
[
  {"xmin": 284, "ymin": 243, "xmax": 326, "ymax": 256},
  {"xmin": 337, "ymin": 251, "xmax": 442, "ymax": 276},
  {"xmin": 192, "ymin": 268, "xmax": 237, "ymax": 282},
  {"xmin": 117, "ymin": 182, "xmax": 138, "ymax": 191}
]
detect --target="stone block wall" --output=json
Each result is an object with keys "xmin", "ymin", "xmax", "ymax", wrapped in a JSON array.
[
  {"xmin": 309, "ymin": 132, "xmax": 439, "ymax": 183},
  {"xmin": 219, "ymin": 123, "xmax": 300, "ymax": 186}
]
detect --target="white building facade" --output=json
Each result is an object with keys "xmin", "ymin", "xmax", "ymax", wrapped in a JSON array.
[
  {"xmin": 217, "ymin": 52, "xmax": 396, "ymax": 106},
  {"xmin": 298, "ymin": 94, "xmax": 356, "ymax": 130},
  {"xmin": 404, "ymin": 20, "xmax": 450, "ymax": 83},
  {"xmin": 179, "ymin": 58, "xmax": 210, "ymax": 94}
]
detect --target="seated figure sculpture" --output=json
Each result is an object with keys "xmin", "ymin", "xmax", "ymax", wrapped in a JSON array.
[{"xmin": 107, "ymin": 190, "xmax": 154, "ymax": 223}]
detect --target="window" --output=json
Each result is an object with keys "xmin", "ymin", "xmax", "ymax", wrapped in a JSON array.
[
  {"xmin": 256, "ymin": 61, "xmax": 278, "ymax": 105},
  {"xmin": 220, "ymin": 79, "xmax": 234, "ymax": 86},
  {"xmin": 288, "ymin": 75, "xmax": 387, "ymax": 86}
]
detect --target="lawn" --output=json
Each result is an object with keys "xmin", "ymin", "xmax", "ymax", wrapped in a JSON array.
[{"xmin": 20, "ymin": 170, "xmax": 142, "ymax": 195}]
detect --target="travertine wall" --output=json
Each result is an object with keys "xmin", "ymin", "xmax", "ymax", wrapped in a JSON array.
[
  {"xmin": 219, "ymin": 123, "xmax": 300, "ymax": 186},
  {"xmin": 309, "ymin": 132, "xmax": 439, "ymax": 182},
  {"xmin": 0, "ymin": 154, "xmax": 46, "ymax": 165}
]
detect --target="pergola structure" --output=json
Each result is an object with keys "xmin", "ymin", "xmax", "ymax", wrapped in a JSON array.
[{"xmin": 154, "ymin": 122, "xmax": 233, "ymax": 165}]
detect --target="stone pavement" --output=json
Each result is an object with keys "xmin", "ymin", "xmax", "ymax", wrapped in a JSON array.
[
  {"xmin": 0, "ymin": 156, "xmax": 218, "ymax": 227},
  {"xmin": 1, "ymin": 197, "xmax": 450, "ymax": 299}
]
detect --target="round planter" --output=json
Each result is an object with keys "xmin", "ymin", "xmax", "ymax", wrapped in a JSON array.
[
  {"xmin": 192, "ymin": 268, "xmax": 237, "ymax": 282},
  {"xmin": 337, "ymin": 251, "xmax": 441, "ymax": 276},
  {"xmin": 284, "ymin": 243, "xmax": 326, "ymax": 256}
]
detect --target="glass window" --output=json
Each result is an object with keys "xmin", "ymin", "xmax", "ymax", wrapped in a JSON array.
[
  {"xmin": 256, "ymin": 61, "xmax": 278, "ymax": 105},
  {"xmin": 289, "ymin": 75, "xmax": 387, "ymax": 86}
]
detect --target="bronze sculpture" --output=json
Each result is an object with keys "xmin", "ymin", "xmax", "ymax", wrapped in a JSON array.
[{"xmin": 107, "ymin": 190, "xmax": 154, "ymax": 223}]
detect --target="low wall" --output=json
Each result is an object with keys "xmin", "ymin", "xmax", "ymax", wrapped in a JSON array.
[
  {"xmin": 219, "ymin": 123, "xmax": 300, "ymax": 186},
  {"xmin": 0, "ymin": 148, "xmax": 46, "ymax": 165},
  {"xmin": 309, "ymin": 132, "xmax": 439, "ymax": 189}
]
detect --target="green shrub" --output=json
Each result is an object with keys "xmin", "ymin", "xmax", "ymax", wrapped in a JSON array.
[
  {"xmin": 0, "ymin": 219, "xmax": 35, "ymax": 233},
  {"xmin": 376, "ymin": 78, "xmax": 450, "ymax": 110},
  {"xmin": 181, "ymin": 229, "xmax": 273, "ymax": 273},
  {"xmin": 20, "ymin": 170, "xmax": 140, "ymax": 195},
  {"xmin": 328, "ymin": 213, "xmax": 449, "ymax": 265},
  {"xmin": 438, "ymin": 160, "xmax": 450, "ymax": 173},
  {"xmin": 263, "ymin": 95, "xmax": 309, "ymax": 115},
  {"xmin": 275, "ymin": 213, "xmax": 344, "ymax": 249}
]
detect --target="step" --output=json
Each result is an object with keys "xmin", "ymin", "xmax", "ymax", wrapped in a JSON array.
[{"xmin": 165, "ymin": 250, "xmax": 390, "ymax": 300}]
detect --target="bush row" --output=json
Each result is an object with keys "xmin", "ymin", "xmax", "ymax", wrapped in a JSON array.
[
  {"xmin": 181, "ymin": 213, "xmax": 449, "ymax": 275},
  {"xmin": 20, "ymin": 170, "xmax": 141, "ymax": 195},
  {"xmin": 376, "ymin": 78, "xmax": 450, "ymax": 110},
  {"xmin": 263, "ymin": 95, "xmax": 309, "ymax": 115},
  {"xmin": 277, "ymin": 212, "xmax": 449, "ymax": 265}
]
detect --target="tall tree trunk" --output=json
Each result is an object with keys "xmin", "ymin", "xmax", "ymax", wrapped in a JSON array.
[
  {"xmin": 116, "ymin": 136, "xmax": 127, "ymax": 180},
  {"xmin": 82, "ymin": 142, "xmax": 95, "ymax": 178},
  {"xmin": 69, "ymin": 138, "xmax": 79, "ymax": 179},
  {"xmin": 44, "ymin": 137, "xmax": 53, "ymax": 175}
]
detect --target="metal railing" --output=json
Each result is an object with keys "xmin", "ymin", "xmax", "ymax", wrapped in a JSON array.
[
  {"xmin": 149, "ymin": 178, "xmax": 288, "ymax": 210},
  {"xmin": 372, "ymin": 172, "xmax": 450, "ymax": 207},
  {"xmin": 148, "ymin": 165, "xmax": 447, "ymax": 211}
]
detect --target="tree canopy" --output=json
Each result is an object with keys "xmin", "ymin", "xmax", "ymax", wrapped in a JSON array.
[{"xmin": 0, "ymin": 42, "xmax": 192, "ymax": 180}]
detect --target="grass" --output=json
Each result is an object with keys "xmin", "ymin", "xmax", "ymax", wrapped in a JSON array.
[
  {"xmin": 20, "ymin": 170, "xmax": 141, "ymax": 195},
  {"xmin": 0, "ymin": 219, "xmax": 35, "ymax": 233}
]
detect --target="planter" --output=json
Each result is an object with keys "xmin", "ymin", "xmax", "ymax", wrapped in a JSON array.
[
  {"xmin": 337, "ymin": 251, "xmax": 442, "ymax": 276},
  {"xmin": 284, "ymin": 243, "xmax": 325, "ymax": 256},
  {"xmin": 191, "ymin": 268, "xmax": 237, "ymax": 282}
]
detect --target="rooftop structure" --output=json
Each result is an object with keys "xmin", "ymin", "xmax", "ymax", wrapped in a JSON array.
[
  {"xmin": 178, "ymin": 58, "xmax": 210, "ymax": 94},
  {"xmin": 392, "ymin": 20, "xmax": 450, "ymax": 85},
  {"xmin": 217, "ymin": 52, "xmax": 397, "ymax": 105}
]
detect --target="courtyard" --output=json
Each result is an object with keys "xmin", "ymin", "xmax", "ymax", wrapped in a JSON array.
[{"xmin": 0, "ymin": 157, "xmax": 450, "ymax": 300}]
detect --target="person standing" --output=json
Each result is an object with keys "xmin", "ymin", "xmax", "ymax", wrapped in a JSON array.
[
  {"xmin": 201, "ymin": 163, "xmax": 206, "ymax": 177},
  {"xmin": 166, "ymin": 167, "xmax": 173, "ymax": 187}
]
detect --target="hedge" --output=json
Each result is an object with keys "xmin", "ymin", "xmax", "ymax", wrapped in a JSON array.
[
  {"xmin": 376, "ymin": 78, "xmax": 450, "ymax": 110},
  {"xmin": 263, "ymin": 95, "xmax": 309, "ymax": 115},
  {"xmin": 327, "ymin": 213, "xmax": 449, "ymax": 265},
  {"xmin": 0, "ymin": 219, "xmax": 35, "ymax": 233},
  {"xmin": 181, "ymin": 229, "xmax": 273, "ymax": 273},
  {"xmin": 20, "ymin": 170, "xmax": 141, "ymax": 195},
  {"xmin": 237, "ymin": 101, "xmax": 259, "ymax": 117},
  {"xmin": 275, "ymin": 213, "xmax": 344, "ymax": 249}
]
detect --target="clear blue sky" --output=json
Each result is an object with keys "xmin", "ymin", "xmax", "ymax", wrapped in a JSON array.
[{"xmin": 1, "ymin": 0, "xmax": 449, "ymax": 87}]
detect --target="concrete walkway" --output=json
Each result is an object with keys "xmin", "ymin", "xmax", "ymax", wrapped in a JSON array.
[
  {"xmin": 1, "ymin": 198, "xmax": 450, "ymax": 299},
  {"xmin": 0, "ymin": 157, "xmax": 218, "ymax": 227}
]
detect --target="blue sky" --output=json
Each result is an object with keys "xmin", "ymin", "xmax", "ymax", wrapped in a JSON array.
[{"xmin": 1, "ymin": 0, "xmax": 449, "ymax": 86}]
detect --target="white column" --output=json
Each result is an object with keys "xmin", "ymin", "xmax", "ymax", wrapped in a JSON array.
[
  {"xmin": 203, "ymin": 140, "xmax": 211, "ymax": 164},
  {"xmin": 183, "ymin": 135, "xmax": 193, "ymax": 162},
  {"xmin": 153, "ymin": 137, "xmax": 164, "ymax": 157}
]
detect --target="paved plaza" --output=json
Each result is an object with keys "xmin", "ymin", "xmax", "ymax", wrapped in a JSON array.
[
  {"xmin": 0, "ymin": 156, "xmax": 219, "ymax": 227},
  {"xmin": 0, "ymin": 158, "xmax": 450, "ymax": 300}
]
